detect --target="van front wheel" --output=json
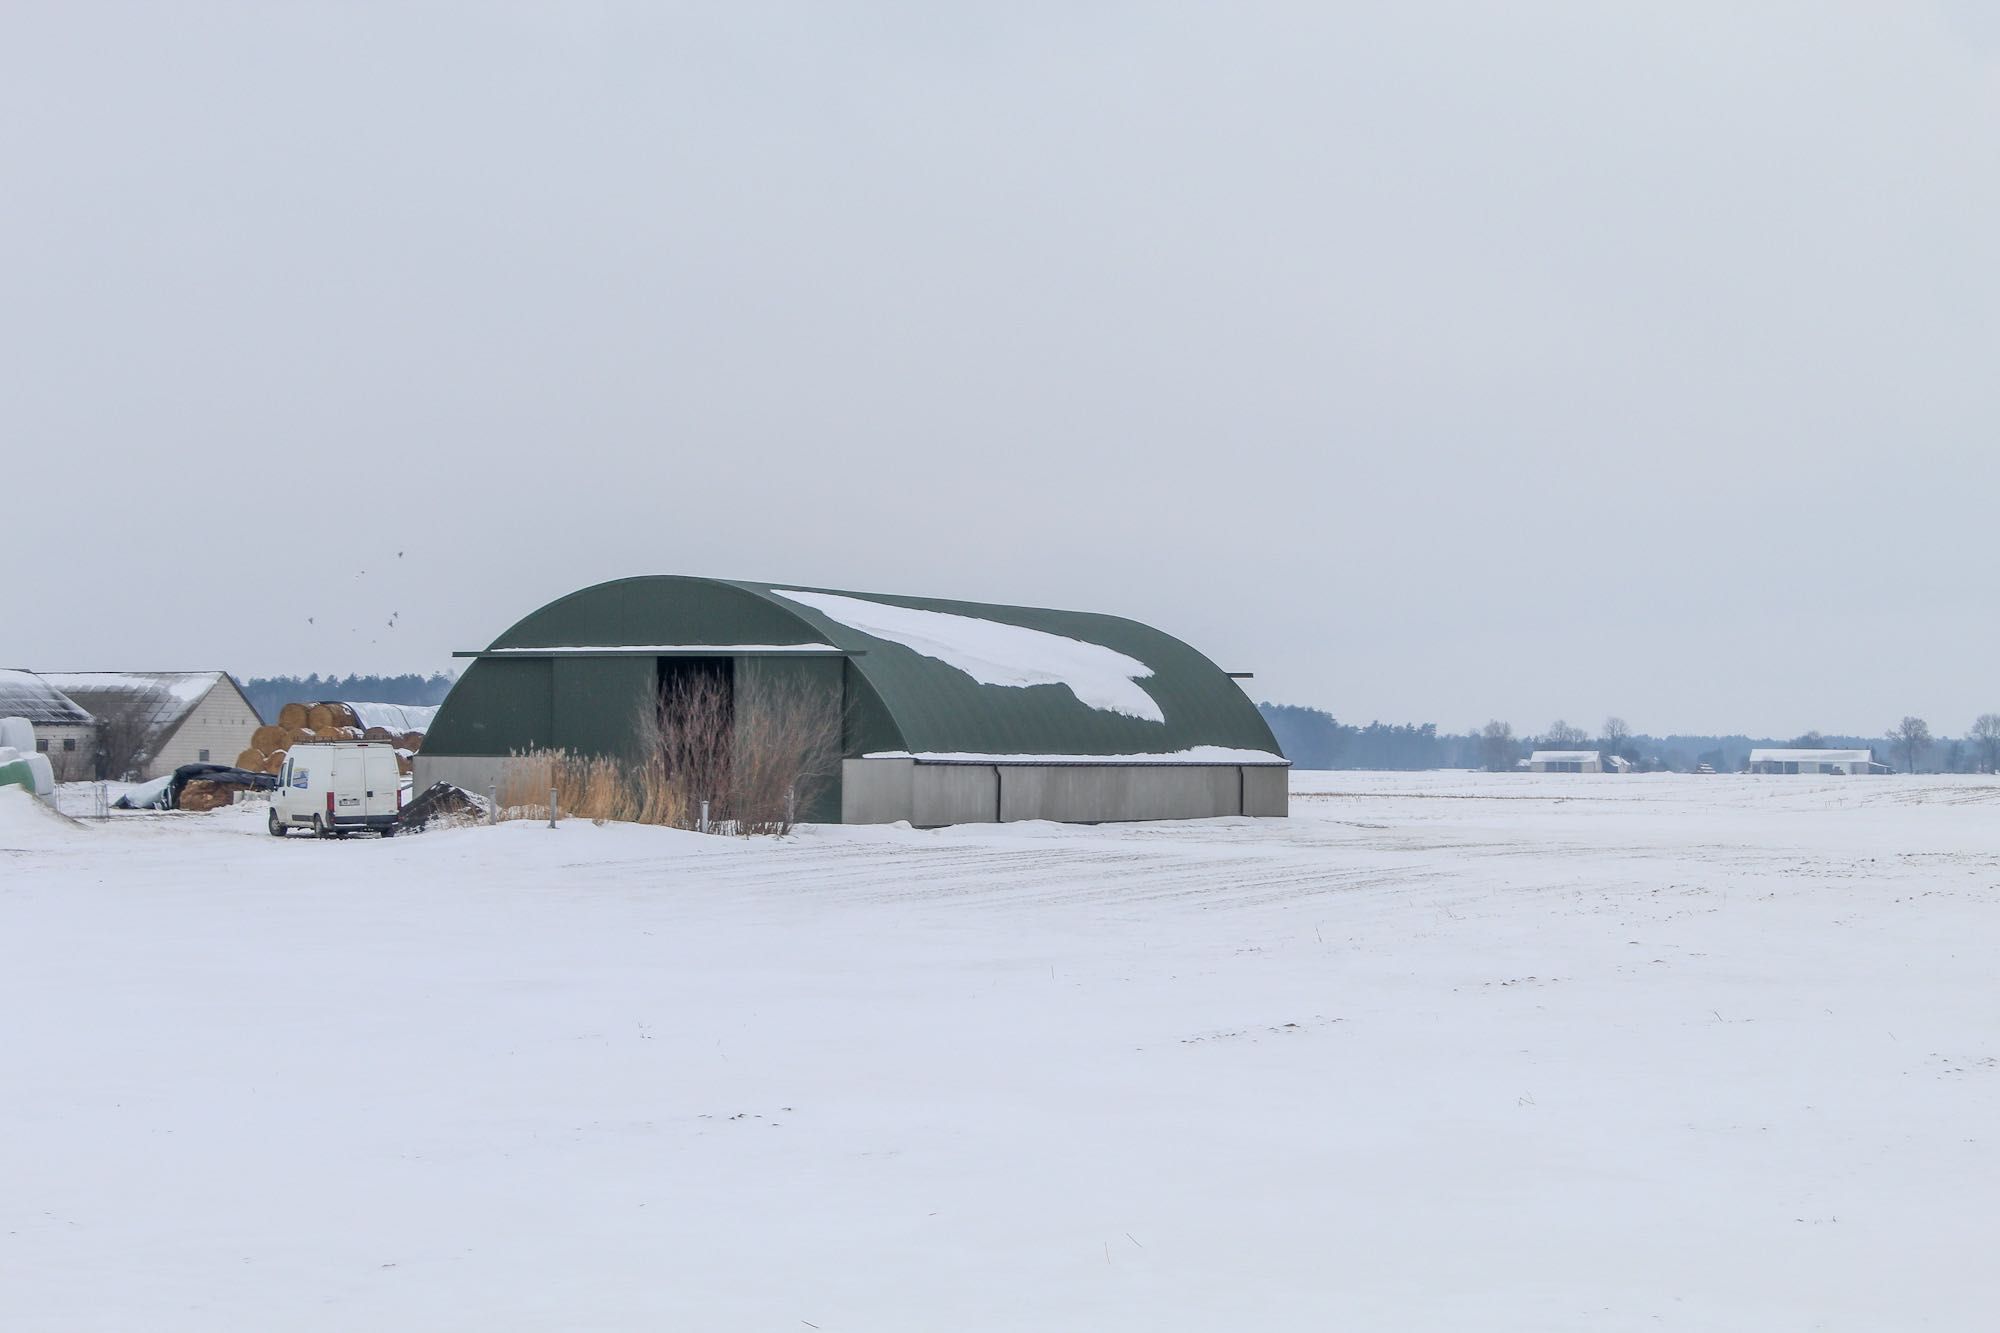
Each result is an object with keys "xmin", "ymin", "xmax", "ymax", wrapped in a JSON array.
[{"xmin": 267, "ymin": 808, "xmax": 286, "ymax": 837}]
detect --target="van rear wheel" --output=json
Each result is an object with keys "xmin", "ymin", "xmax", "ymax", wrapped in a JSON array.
[
  {"xmin": 311, "ymin": 814, "xmax": 330, "ymax": 839},
  {"xmin": 267, "ymin": 808, "xmax": 286, "ymax": 837}
]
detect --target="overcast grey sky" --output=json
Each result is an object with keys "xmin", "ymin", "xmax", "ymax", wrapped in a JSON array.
[{"xmin": 5, "ymin": 3, "xmax": 1995, "ymax": 737}]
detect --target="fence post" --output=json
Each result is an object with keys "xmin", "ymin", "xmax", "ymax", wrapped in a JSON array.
[
  {"xmin": 487, "ymin": 783, "xmax": 498, "ymax": 825},
  {"xmin": 699, "ymin": 799, "xmax": 709, "ymax": 834},
  {"xmin": 786, "ymin": 786, "xmax": 796, "ymax": 828},
  {"xmin": 548, "ymin": 787, "xmax": 558, "ymax": 828}
]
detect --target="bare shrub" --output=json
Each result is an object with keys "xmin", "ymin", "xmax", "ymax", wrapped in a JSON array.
[
  {"xmin": 651, "ymin": 670, "xmax": 734, "ymax": 829},
  {"xmin": 93, "ymin": 700, "xmax": 155, "ymax": 781},
  {"xmin": 723, "ymin": 675, "xmax": 841, "ymax": 835}
]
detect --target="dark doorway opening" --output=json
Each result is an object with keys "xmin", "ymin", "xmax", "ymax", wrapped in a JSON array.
[{"xmin": 656, "ymin": 656, "xmax": 734, "ymax": 727}]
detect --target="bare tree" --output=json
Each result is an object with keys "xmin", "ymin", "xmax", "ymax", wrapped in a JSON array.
[
  {"xmin": 1479, "ymin": 720, "xmax": 1516, "ymax": 772},
  {"xmin": 1788, "ymin": 730, "xmax": 1827, "ymax": 749},
  {"xmin": 92, "ymin": 700, "xmax": 156, "ymax": 781},
  {"xmin": 1543, "ymin": 719, "xmax": 1588, "ymax": 747},
  {"xmin": 1601, "ymin": 716, "xmax": 1632, "ymax": 759},
  {"xmin": 1971, "ymin": 714, "xmax": 2000, "ymax": 775},
  {"xmin": 1887, "ymin": 716, "xmax": 1932, "ymax": 774}
]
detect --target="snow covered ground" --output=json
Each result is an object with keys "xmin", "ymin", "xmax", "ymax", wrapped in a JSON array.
[{"xmin": 4, "ymin": 772, "xmax": 1998, "ymax": 1330}]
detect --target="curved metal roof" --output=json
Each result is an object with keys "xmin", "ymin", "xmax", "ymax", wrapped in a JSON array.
[{"xmin": 440, "ymin": 576, "xmax": 1277, "ymax": 759}]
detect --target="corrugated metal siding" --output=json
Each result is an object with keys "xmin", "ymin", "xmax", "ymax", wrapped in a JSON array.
[
  {"xmin": 552, "ymin": 657, "xmax": 656, "ymax": 761},
  {"xmin": 428, "ymin": 659, "xmax": 554, "ymax": 756}
]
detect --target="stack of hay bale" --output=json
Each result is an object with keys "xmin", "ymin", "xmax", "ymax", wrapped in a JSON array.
[
  {"xmin": 235, "ymin": 701, "xmax": 428, "ymax": 779},
  {"xmin": 177, "ymin": 779, "xmax": 243, "ymax": 813}
]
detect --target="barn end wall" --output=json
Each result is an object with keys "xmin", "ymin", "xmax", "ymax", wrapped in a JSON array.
[{"xmin": 842, "ymin": 759, "xmax": 1289, "ymax": 826}]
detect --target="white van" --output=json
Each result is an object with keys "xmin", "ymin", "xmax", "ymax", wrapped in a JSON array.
[{"xmin": 270, "ymin": 742, "xmax": 403, "ymax": 837}]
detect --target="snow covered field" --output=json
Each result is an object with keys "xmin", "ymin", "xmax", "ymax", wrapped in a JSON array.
[{"xmin": 4, "ymin": 772, "xmax": 1998, "ymax": 1331}]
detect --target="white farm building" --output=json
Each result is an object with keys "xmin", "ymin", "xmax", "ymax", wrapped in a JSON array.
[
  {"xmin": 1525, "ymin": 750, "xmax": 1629, "ymax": 773},
  {"xmin": 39, "ymin": 671, "xmax": 262, "ymax": 781},
  {"xmin": 1745, "ymin": 748, "xmax": 1886, "ymax": 775}
]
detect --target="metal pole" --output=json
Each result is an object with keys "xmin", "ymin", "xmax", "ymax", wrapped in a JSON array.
[
  {"xmin": 548, "ymin": 787, "xmax": 558, "ymax": 828},
  {"xmin": 786, "ymin": 786, "xmax": 795, "ymax": 828},
  {"xmin": 699, "ymin": 799, "xmax": 709, "ymax": 834},
  {"xmin": 487, "ymin": 783, "xmax": 498, "ymax": 825}
]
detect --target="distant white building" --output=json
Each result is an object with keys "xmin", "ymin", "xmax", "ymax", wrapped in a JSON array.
[
  {"xmin": 1745, "ymin": 748, "xmax": 1886, "ymax": 775},
  {"xmin": 1526, "ymin": 750, "xmax": 1609, "ymax": 773},
  {"xmin": 38, "ymin": 672, "xmax": 261, "ymax": 780}
]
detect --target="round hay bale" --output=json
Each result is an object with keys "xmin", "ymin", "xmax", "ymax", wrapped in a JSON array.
[
  {"xmin": 336, "ymin": 725, "xmax": 363, "ymax": 741},
  {"xmin": 251, "ymin": 724, "xmax": 287, "ymax": 753},
  {"xmin": 306, "ymin": 704, "xmax": 334, "ymax": 731},
  {"xmin": 313, "ymin": 726, "xmax": 344, "ymax": 741},
  {"xmin": 263, "ymin": 750, "xmax": 288, "ymax": 774},
  {"xmin": 178, "ymin": 780, "xmax": 232, "ymax": 813},
  {"xmin": 363, "ymin": 726, "xmax": 394, "ymax": 742},
  {"xmin": 278, "ymin": 702, "xmax": 309, "ymax": 731},
  {"xmin": 400, "ymin": 731, "xmax": 424, "ymax": 751},
  {"xmin": 396, "ymin": 753, "xmax": 414, "ymax": 776},
  {"xmin": 236, "ymin": 748, "xmax": 266, "ymax": 771},
  {"xmin": 323, "ymin": 702, "xmax": 359, "ymax": 729},
  {"xmin": 288, "ymin": 727, "xmax": 314, "ymax": 747}
]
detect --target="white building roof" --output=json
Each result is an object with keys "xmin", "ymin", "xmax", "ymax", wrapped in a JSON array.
[
  {"xmin": 1528, "ymin": 750, "xmax": 1601, "ymax": 763},
  {"xmin": 0, "ymin": 669, "xmax": 93, "ymax": 727},
  {"xmin": 341, "ymin": 701, "xmax": 441, "ymax": 733},
  {"xmin": 1747, "ymin": 749, "xmax": 1873, "ymax": 764},
  {"xmin": 37, "ymin": 672, "xmax": 230, "ymax": 742}
]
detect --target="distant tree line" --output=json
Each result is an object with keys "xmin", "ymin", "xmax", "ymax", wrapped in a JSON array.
[
  {"xmin": 1258, "ymin": 703, "xmax": 2000, "ymax": 775},
  {"xmin": 237, "ymin": 672, "xmax": 456, "ymax": 725}
]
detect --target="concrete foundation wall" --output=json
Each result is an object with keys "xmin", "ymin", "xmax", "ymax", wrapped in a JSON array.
[
  {"xmin": 914, "ymin": 764, "xmax": 1000, "ymax": 827},
  {"xmin": 1243, "ymin": 764, "xmax": 1289, "ymax": 817},
  {"xmin": 415, "ymin": 754, "xmax": 543, "ymax": 803},
  {"xmin": 841, "ymin": 757, "xmax": 914, "ymax": 824},
  {"xmin": 842, "ymin": 758, "xmax": 1289, "ymax": 826},
  {"xmin": 424, "ymin": 755, "xmax": 1293, "ymax": 826}
]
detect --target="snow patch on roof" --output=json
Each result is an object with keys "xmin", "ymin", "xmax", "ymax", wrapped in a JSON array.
[
  {"xmin": 1528, "ymin": 751, "xmax": 1602, "ymax": 763},
  {"xmin": 483, "ymin": 645, "xmax": 837, "ymax": 656},
  {"xmin": 864, "ymin": 747, "xmax": 1287, "ymax": 766},
  {"xmin": 774, "ymin": 589, "xmax": 1165, "ymax": 723},
  {"xmin": 1747, "ymin": 749, "xmax": 1874, "ymax": 763}
]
